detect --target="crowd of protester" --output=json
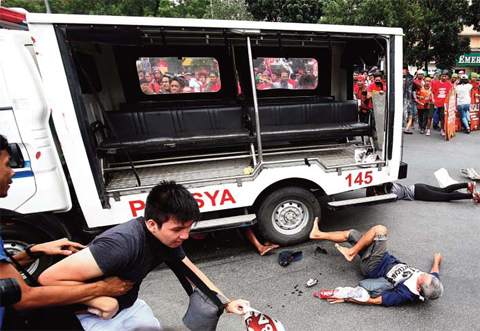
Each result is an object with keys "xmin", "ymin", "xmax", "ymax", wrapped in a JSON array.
[
  {"xmin": 353, "ymin": 67, "xmax": 480, "ymax": 136},
  {"xmin": 137, "ymin": 58, "xmax": 221, "ymax": 95},
  {"xmin": 254, "ymin": 68, "xmax": 318, "ymax": 90}
]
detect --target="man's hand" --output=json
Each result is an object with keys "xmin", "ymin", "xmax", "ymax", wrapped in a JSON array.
[
  {"xmin": 433, "ymin": 253, "xmax": 442, "ymax": 265},
  {"xmin": 226, "ymin": 299, "xmax": 250, "ymax": 315},
  {"xmin": 98, "ymin": 277, "xmax": 134, "ymax": 297},
  {"xmin": 32, "ymin": 238, "xmax": 86, "ymax": 256},
  {"xmin": 326, "ymin": 298, "xmax": 345, "ymax": 304}
]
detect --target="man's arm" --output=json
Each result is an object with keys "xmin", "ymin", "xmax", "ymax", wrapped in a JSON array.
[
  {"xmin": 327, "ymin": 296, "xmax": 382, "ymax": 305},
  {"xmin": 12, "ymin": 238, "xmax": 86, "ymax": 267},
  {"xmin": 431, "ymin": 253, "xmax": 442, "ymax": 274},
  {"xmin": 0, "ymin": 261, "xmax": 132, "ymax": 311},
  {"xmin": 38, "ymin": 247, "xmax": 123, "ymax": 319},
  {"xmin": 182, "ymin": 256, "xmax": 249, "ymax": 315}
]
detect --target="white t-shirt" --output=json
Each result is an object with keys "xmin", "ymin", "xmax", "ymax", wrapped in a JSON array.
[{"xmin": 456, "ymin": 83, "xmax": 472, "ymax": 105}]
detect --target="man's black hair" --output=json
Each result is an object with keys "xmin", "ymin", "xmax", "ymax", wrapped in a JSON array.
[
  {"xmin": 0, "ymin": 135, "xmax": 8, "ymax": 152},
  {"xmin": 145, "ymin": 181, "xmax": 200, "ymax": 227}
]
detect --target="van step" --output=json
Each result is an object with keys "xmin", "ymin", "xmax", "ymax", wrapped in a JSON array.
[
  {"xmin": 327, "ymin": 193, "xmax": 397, "ymax": 210},
  {"xmin": 191, "ymin": 214, "xmax": 257, "ymax": 234}
]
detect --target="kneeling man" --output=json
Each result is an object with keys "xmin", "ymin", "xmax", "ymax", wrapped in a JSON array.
[
  {"xmin": 310, "ymin": 219, "xmax": 443, "ymax": 306},
  {"xmin": 39, "ymin": 181, "xmax": 249, "ymax": 330}
]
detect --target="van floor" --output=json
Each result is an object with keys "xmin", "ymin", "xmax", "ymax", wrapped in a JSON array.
[{"xmin": 104, "ymin": 144, "xmax": 382, "ymax": 193}]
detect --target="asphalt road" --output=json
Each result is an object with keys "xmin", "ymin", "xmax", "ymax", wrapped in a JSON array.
[{"xmin": 139, "ymin": 129, "xmax": 480, "ymax": 331}]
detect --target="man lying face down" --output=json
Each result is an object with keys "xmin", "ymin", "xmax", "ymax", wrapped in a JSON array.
[{"xmin": 39, "ymin": 181, "xmax": 249, "ymax": 330}]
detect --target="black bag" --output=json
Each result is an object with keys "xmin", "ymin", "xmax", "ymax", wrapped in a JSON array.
[
  {"xmin": 3, "ymin": 251, "xmax": 85, "ymax": 331},
  {"xmin": 166, "ymin": 259, "xmax": 227, "ymax": 331}
]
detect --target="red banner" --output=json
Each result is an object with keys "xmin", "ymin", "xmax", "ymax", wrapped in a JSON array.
[
  {"xmin": 455, "ymin": 103, "xmax": 480, "ymax": 131},
  {"xmin": 444, "ymin": 89, "xmax": 457, "ymax": 140}
]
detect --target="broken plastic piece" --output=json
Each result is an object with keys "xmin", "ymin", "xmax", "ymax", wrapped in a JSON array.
[{"xmin": 306, "ymin": 278, "xmax": 318, "ymax": 287}]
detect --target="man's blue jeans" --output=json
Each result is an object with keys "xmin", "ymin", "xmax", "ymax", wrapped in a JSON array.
[{"xmin": 457, "ymin": 104, "xmax": 470, "ymax": 131}]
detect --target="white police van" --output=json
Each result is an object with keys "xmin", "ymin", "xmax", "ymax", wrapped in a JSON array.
[{"xmin": 0, "ymin": 6, "xmax": 406, "ymax": 276}]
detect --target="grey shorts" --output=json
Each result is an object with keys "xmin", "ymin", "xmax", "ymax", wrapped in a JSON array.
[{"xmin": 347, "ymin": 229, "xmax": 387, "ymax": 276}]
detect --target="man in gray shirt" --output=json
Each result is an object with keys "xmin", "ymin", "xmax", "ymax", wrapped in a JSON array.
[{"xmin": 39, "ymin": 181, "xmax": 250, "ymax": 330}]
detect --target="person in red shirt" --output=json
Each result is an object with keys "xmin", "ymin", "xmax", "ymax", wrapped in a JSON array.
[
  {"xmin": 414, "ymin": 78, "xmax": 434, "ymax": 134},
  {"xmin": 354, "ymin": 76, "xmax": 370, "ymax": 124},
  {"xmin": 366, "ymin": 73, "xmax": 386, "ymax": 109},
  {"xmin": 206, "ymin": 72, "xmax": 221, "ymax": 92},
  {"xmin": 431, "ymin": 70, "xmax": 453, "ymax": 136},
  {"xmin": 257, "ymin": 71, "xmax": 273, "ymax": 90},
  {"xmin": 413, "ymin": 69, "xmax": 425, "ymax": 86}
]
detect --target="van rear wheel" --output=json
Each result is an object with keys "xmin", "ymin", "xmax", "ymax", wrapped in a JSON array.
[{"xmin": 257, "ymin": 186, "xmax": 321, "ymax": 246}]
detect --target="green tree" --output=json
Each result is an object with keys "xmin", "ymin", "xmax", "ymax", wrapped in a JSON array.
[
  {"xmin": 2, "ymin": 0, "xmax": 161, "ymax": 16},
  {"xmin": 156, "ymin": 0, "xmax": 209, "ymax": 18},
  {"xmin": 466, "ymin": 0, "xmax": 480, "ymax": 31},
  {"xmin": 246, "ymin": 0, "xmax": 322, "ymax": 23},
  {"xmin": 321, "ymin": 0, "xmax": 470, "ymax": 70},
  {"xmin": 203, "ymin": 0, "xmax": 253, "ymax": 20}
]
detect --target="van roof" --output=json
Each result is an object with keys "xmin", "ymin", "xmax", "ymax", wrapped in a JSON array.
[{"xmin": 26, "ymin": 13, "xmax": 403, "ymax": 36}]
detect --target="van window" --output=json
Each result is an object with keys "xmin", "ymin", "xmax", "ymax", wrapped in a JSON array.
[
  {"xmin": 136, "ymin": 57, "xmax": 221, "ymax": 95},
  {"xmin": 254, "ymin": 58, "xmax": 318, "ymax": 90}
]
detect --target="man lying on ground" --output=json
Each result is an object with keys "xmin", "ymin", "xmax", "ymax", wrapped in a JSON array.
[
  {"xmin": 368, "ymin": 181, "xmax": 479, "ymax": 205},
  {"xmin": 39, "ymin": 181, "xmax": 249, "ymax": 331},
  {"xmin": 309, "ymin": 219, "xmax": 443, "ymax": 306}
]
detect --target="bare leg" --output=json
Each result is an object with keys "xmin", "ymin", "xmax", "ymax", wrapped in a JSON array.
[
  {"xmin": 427, "ymin": 117, "xmax": 432, "ymax": 129},
  {"xmin": 405, "ymin": 115, "xmax": 413, "ymax": 131},
  {"xmin": 245, "ymin": 227, "xmax": 279, "ymax": 256},
  {"xmin": 309, "ymin": 217, "xmax": 351, "ymax": 242},
  {"xmin": 335, "ymin": 225, "xmax": 387, "ymax": 262}
]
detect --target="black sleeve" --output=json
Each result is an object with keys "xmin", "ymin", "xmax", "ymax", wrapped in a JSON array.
[
  {"xmin": 171, "ymin": 246, "xmax": 186, "ymax": 260},
  {"xmin": 89, "ymin": 233, "xmax": 138, "ymax": 276}
]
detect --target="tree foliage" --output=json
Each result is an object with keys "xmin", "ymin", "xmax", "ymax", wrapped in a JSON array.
[
  {"xmin": 203, "ymin": 0, "xmax": 253, "ymax": 20},
  {"xmin": 246, "ymin": 0, "xmax": 322, "ymax": 23},
  {"xmin": 2, "ymin": 0, "xmax": 160, "ymax": 16},
  {"xmin": 466, "ymin": 0, "xmax": 480, "ymax": 32},
  {"xmin": 321, "ymin": 0, "xmax": 471, "ymax": 70}
]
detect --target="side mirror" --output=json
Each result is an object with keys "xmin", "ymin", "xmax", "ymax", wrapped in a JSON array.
[{"xmin": 7, "ymin": 143, "xmax": 25, "ymax": 168}]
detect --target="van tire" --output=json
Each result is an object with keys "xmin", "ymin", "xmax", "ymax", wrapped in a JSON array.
[
  {"xmin": 256, "ymin": 186, "xmax": 321, "ymax": 246},
  {"xmin": 1, "ymin": 222, "xmax": 59, "ymax": 284}
]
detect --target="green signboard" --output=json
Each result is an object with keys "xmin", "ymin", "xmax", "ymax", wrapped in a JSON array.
[{"xmin": 457, "ymin": 53, "xmax": 480, "ymax": 66}]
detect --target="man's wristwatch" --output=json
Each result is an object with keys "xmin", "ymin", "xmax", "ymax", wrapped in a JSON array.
[
  {"xmin": 344, "ymin": 298, "xmax": 350, "ymax": 303},
  {"xmin": 25, "ymin": 244, "xmax": 44, "ymax": 258}
]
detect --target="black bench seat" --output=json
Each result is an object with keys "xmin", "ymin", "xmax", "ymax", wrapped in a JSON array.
[
  {"xmin": 98, "ymin": 106, "xmax": 252, "ymax": 153},
  {"xmin": 97, "ymin": 100, "xmax": 370, "ymax": 154},
  {"xmin": 248, "ymin": 100, "xmax": 370, "ymax": 142}
]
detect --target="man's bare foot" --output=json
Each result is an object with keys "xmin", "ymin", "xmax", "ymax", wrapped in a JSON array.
[
  {"xmin": 309, "ymin": 217, "xmax": 323, "ymax": 239},
  {"xmin": 335, "ymin": 244, "xmax": 355, "ymax": 262},
  {"xmin": 259, "ymin": 244, "xmax": 279, "ymax": 256}
]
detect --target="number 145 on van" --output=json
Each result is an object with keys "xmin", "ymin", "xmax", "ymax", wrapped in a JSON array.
[{"xmin": 345, "ymin": 171, "xmax": 373, "ymax": 187}]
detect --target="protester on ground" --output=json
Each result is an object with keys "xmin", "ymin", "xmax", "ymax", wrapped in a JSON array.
[
  {"xmin": 456, "ymin": 74, "xmax": 473, "ymax": 134},
  {"xmin": 245, "ymin": 228, "xmax": 279, "ymax": 256},
  {"xmin": 366, "ymin": 181, "xmax": 479, "ymax": 204},
  {"xmin": 0, "ymin": 135, "xmax": 133, "ymax": 329},
  {"xmin": 38, "ymin": 181, "xmax": 250, "ymax": 331},
  {"xmin": 309, "ymin": 221, "xmax": 444, "ymax": 306},
  {"xmin": 414, "ymin": 78, "xmax": 434, "ymax": 134},
  {"xmin": 431, "ymin": 70, "xmax": 453, "ymax": 136}
]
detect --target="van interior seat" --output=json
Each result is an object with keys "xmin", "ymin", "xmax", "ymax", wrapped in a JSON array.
[
  {"xmin": 247, "ymin": 100, "xmax": 370, "ymax": 142},
  {"xmin": 98, "ymin": 105, "xmax": 252, "ymax": 152}
]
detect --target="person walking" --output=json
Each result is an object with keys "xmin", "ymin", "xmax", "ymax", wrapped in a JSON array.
[
  {"xmin": 431, "ymin": 70, "xmax": 453, "ymax": 136},
  {"xmin": 456, "ymin": 74, "xmax": 473, "ymax": 134},
  {"xmin": 415, "ymin": 78, "xmax": 434, "ymax": 134}
]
